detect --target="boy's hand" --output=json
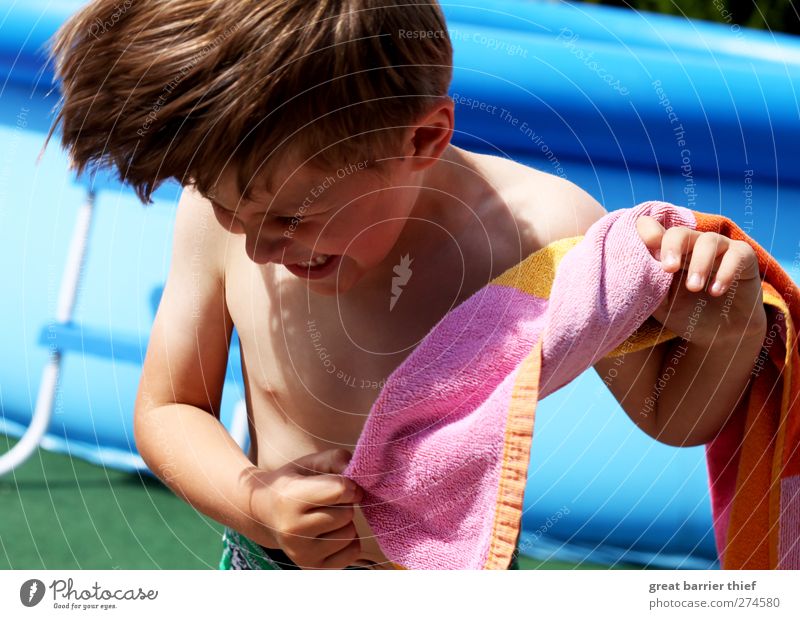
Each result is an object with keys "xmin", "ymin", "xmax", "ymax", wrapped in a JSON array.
[
  {"xmin": 635, "ymin": 216, "xmax": 767, "ymax": 347},
  {"xmin": 246, "ymin": 448, "xmax": 364, "ymax": 569}
]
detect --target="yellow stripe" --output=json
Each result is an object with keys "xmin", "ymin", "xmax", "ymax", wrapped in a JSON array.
[
  {"xmin": 490, "ymin": 234, "xmax": 680, "ymax": 357},
  {"xmin": 605, "ymin": 316, "xmax": 679, "ymax": 357},
  {"xmin": 491, "ymin": 236, "xmax": 582, "ymax": 298}
]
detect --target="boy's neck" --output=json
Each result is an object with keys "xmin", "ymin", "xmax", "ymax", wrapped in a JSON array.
[
  {"xmin": 405, "ymin": 144, "xmax": 487, "ymax": 249},
  {"xmin": 409, "ymin": 144, "xmax": 479, "ymax": 224},
  {"xmin": 354, "ymin": 144, "xmax": 488, "ymax": 292}
]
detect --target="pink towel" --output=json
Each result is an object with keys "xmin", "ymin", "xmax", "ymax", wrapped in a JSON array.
[{"xmin": 343, "ymin": 200, "xmax": 800, "ymax": 570}]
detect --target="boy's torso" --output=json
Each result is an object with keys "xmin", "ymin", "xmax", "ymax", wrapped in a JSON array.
[{"xmin": 218, "ymin": 150, "xmax": 588, "ymax": 564}]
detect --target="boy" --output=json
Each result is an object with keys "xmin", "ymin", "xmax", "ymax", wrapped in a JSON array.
[{"xmin": 45, "ymin": 0, "xmax": 767, "ymax": 569}]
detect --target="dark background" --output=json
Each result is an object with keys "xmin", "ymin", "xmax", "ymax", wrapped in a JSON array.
[{"xmin": 584, "ymin": 0, "xmax": 799, "ymax": 34}]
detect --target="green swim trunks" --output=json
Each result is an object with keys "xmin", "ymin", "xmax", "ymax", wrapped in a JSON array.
[{"xmin": 218, "ymin": 526, "xmax": 521, "ymax": 570}]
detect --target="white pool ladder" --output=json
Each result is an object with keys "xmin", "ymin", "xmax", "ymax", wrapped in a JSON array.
[{"xmin": 0, "ymin": 187, "xmax": 247, "ymax": 476}]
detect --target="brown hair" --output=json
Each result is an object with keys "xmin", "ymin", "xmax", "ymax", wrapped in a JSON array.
[{"xmin": 43, "ymin": 0, "xmax": 453, "ymax": 204}]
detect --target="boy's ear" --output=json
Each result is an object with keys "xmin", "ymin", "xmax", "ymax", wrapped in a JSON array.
[{"xmin": 403, "ymin": 96, "xmax": 454, "ymax": 170}]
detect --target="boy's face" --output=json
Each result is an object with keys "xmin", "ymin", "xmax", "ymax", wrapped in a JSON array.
[{"xmin": 207, "ymin": 155, "xmax": 421, "ymax": 296}]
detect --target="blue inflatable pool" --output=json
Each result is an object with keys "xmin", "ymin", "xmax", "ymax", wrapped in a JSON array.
[{"xmin": 1, "ymin": 0, "xmax": 798, "ymax": 569}]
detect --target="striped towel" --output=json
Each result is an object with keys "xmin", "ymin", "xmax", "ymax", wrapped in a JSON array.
[{"xmin": 343, "ymin": 200, "xmax": 800, "ymax": 570}]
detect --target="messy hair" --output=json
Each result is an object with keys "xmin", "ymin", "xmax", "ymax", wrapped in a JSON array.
[{"xmin": 43, "ymin": 0, "xmax": 453, "ymax": 204}]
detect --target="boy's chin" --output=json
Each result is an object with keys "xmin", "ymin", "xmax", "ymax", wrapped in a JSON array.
[
  {"xmin": 302, "ymin": 261, "xmax": 362, "ymax": 296},
  {"xmin": 305, "ymin": 280, "xmax": 342, "ymax": 296}
]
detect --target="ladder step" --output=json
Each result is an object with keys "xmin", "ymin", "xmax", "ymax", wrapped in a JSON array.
[{"xmin": 37, "ymin": 322, "xmax": 243, "ymax": 380}]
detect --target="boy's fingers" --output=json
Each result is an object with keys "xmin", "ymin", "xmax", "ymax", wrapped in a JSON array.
[
  {"xmin": 287, "ymin": 474, "xmax": 363, "ymax": 507},
  {"xmin": 684, "ymin": 232, "xmax": 730, "ymax": 291},
  {"xmin": 303, "ymin": 505, "xmax": 356, "ymax": 535},
  {"xmin": 317, "ymin": 522, "xmax": 358, "ymax": 549},
  {"xmin": 659, "ymin": 225, "xmax": 702, "ymax": 272},
  {"xmin": 290, "ymin": 448, "xmax": 353, "ymax": 476},
  {"xmin": 708, "ymin": 241, "xmax": 761, "ymax": 295},
  {"xmin": 318, "ymin": 537, "xmax": 362, "ymax": 570},
  {"xmin": 635, "ymin": 216, "xmax": 666, "ymax": 258}
]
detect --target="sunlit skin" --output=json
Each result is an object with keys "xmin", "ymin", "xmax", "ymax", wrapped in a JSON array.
[{"xmin": 136, "ymin": 95, "xmax": 769, "ymax": 569}]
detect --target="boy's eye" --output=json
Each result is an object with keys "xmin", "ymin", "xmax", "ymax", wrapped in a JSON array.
[
  {"xmin": 276, "ymin": 214, "xmax": 303, "ymax": 226},
  {"xmin": 211, "ymin": 201, "xmax": 233, "ymax": 215}
]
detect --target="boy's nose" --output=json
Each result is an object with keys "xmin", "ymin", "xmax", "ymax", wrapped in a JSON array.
[{"xmin": 245, "ymin": 233, "xmax": 290, "ymax": 264}]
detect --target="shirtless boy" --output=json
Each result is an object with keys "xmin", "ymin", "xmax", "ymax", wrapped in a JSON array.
[{"xmin": 46, "ymin": 0, "xmax": 767, "ymax": 569}]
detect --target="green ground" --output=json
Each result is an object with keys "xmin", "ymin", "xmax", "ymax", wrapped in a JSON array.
[{"xmin": 1, "ymin": 434, "xmax": 632, "ymax": 570}]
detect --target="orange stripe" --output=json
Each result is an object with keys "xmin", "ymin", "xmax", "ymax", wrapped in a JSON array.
[
  {"xmin": 723, "ymin": 349, "xmax": 777, "ymax": 568},
  {"xmin": 483, "ymin": 338, "xmax": 542, "ymax": 569},
  {"xmin": 693, "ymin": 211, "xmax": 800, "ymax": 320},
  {"xmin": 694, "ymin": 212, "xmax": 800, "ymax": 569},
  {"xmin": 763, "ymin": 286, "xmax": 794, "ymax": 568}
]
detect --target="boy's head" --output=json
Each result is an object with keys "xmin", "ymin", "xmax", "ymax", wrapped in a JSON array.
[{"xmin": 45, "ymin": 0, "xmax": 455, "ymax": 294}]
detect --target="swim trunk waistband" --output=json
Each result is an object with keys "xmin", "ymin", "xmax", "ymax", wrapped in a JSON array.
[{"xmin": 218, "ymin": 526, "xmax": 521, "ymax": 570}]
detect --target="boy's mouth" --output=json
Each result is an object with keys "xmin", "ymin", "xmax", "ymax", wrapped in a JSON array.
[{"xmin": 284, "ymin": 254, "xmax": 342, "ymax": 279}]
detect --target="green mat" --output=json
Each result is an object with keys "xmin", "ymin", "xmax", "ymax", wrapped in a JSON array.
[{"xmin": 0, "ymin": 434, "xmax": 631, "ymax": 570}]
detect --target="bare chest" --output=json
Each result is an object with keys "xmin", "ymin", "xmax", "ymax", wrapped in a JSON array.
[
  {"xmin": 220, "ymin": 160, "xmax": 547, "ymax": 461},
  {"xmin": 222, "ymin": 236, "xmax": 526, "ymax": 458}
]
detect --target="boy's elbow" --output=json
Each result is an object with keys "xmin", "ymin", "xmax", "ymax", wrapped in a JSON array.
[
  {"xmin": 650, "ymin": 413, "xmax": 719, "ymax": 448},
  {"xmin": 132, "ymin": 400, "xmax": 151, "ymax": 463},
  {"xmin": 651, "ymin": 430, "xmax": 709, "ymax": 448},
  {"xmin": 132, "ymin": 390, "xmax": 163, "ymax": 464},
  {"xmin": 625, "ymin": 414, "xmax": 705, "ymax": 447}
]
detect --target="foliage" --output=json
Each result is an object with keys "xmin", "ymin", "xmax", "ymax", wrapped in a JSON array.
[{"xmin": 581, "ymin": 0, "xmax": 800, "ymax": 35}]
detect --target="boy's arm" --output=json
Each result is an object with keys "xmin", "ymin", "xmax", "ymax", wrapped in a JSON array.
[
  {"xmin": 594, "ymin": 216, "xmax": 767, "ymax": 447},
  {"xmin": 132, "ymin": 186, "xmax": 275, "ymax": 546},
  {"xmin": 597, "ymin": 327, "xmax": 765, "ymax": 447},
  {"xmin": 541, "ymin": 180, "xmax": 766, "ymax": 447},
  {"xmin": 593, "ymin": 334, "xmax": 765, "ymax": 447}
]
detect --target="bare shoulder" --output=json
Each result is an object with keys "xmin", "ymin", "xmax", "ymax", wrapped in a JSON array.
[
  {"xmin": 469, "ymin": 151, "xmax": 608, "ymax": 247},
  {"xmin": 172, "ymin": 184, "xmax": 230, "ymax": 282}
]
